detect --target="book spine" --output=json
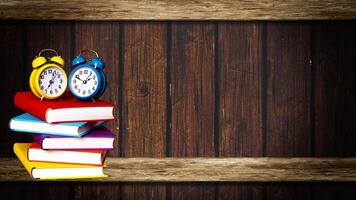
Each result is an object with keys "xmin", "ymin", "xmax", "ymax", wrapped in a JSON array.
[
  {"xmin": 14, "ymin": 93, "xmax": 48, "ymax": 122},
  {"xmin": 33, "ymin": 135, "xmax": 45, "ymax": 148}
]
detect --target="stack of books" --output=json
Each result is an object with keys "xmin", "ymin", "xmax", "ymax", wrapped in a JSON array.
[{"xmin": 9, "ymin": 91, "xmax": 115, "ymax": 180}]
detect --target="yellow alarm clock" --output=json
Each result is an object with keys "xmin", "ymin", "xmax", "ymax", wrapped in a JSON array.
[{"xmin": 29, "ymin": 49, "xmax": 68, "ymax": 100}]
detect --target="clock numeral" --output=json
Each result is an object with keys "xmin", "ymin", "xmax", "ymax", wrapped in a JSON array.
[
  {"xmin": 88, "ymin": 90, "xmax": 91, "ymax": 94},
  {"xmin": 84, "ymin": 70, "xmax": 88, "ymax": 74},
  {"xmin": 50, "ymin": 90, "xmax": 53, "ymax": 95},
  {"xmin": 92, "ymin": 86, "xmax": 95, "ymax": 90},
  {"xmin": 79, "ymin": 71, "xmax": 83, "ymax": 75},
  {"xmin": 44, "ymin": 89, "xmax": 48, "ymax": 93},
  {"xmin": 78, "ymin": 89, "xmax": 81, "ymax": 93},
  {"xmin": 48, "ymin": 70, "xmax": 52, "ymax": 74},
  {"xmin": 55, "ymin": 89, "xmax": 58, "ymax": 93},
  {"xmin": 93, "ymin": 75, "xmax": 96, "ymax": 80},
  {"xmin": 40, "ymin": 75, "xmax": 44, "ymax": 79},
  {"xmin": 44, "ymin": 71, "xmax": 47, "ymax": 75},
  {"xmin": 74, "ymin": 85, "xmax": 78, "ymax": 89},
  {"xmin": 73, "ymin": 79, "xmax": 76, "ymax": 84},
  {"xmin": 60, "ymin": 79, "xmax": 63, "ymax": 83},
  {"xmin": 39, "ymin": 80, "xmax": 42, "ymax": 85},
  {"xmin": 59, "ymin": 85, "xmax": 62, "ymax": 89},
  {"xmin": 58, "ymin": 74, "xmax": 61, "ymax": 78},
  {"xmin": 83, "ymin": 90, "xmax": 86, "ymax": 95},
  {"xmin": 40, "ymin": 86, "xmax": 44, "ymax": 90},
  {"xmin": 94, "ymin": 81, "xmax": 97, "ymax": 85}
]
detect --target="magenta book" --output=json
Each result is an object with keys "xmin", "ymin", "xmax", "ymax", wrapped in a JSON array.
[{"xmin": 33, "ymin": 127, "xmax": 115, "ymax": 150}]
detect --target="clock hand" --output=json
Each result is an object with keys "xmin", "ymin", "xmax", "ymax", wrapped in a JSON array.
[
  {"xmin": 75, "ymin": 75, "xmax": 84, "ymax": 82},
  {"xmin": 84, "ymin": 73, "xmax": 92, "ymax": 82}
]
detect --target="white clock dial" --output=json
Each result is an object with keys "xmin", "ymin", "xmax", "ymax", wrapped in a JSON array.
[
  {"xmin": 70, "ymin": 67, "xmax": 99, "ymax": 98},
  {"xmin": 38, "ymin": 67, "xmax": 67, "ymax": 97}
]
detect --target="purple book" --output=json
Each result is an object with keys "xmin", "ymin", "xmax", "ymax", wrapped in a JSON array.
[{"xmin": 33, "ymin": 127, "xmax": 115, "ymax": 150}]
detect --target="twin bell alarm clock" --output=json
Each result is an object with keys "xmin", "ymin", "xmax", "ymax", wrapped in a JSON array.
[
  {"xmin": 29, "ymin": 49, "xmax": 68, "ymax": 100},
  {"xmin": 68, "ymin": 49, "xmax": 107, "ymax": 101}
]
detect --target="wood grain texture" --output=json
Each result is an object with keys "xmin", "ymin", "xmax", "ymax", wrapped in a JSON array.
[
  {"xmin": 74, "ymin": 183, "xmax": 119, "ymax": 200},
  {"xmin": 0, "ymin": 22, "xmax": 25, "ymax": 156},
  {"xmin": 266, "ymin": 22, "xmax": 312, "ymax": 156},
  {"xmin": 217, "ymin": 22, "xmax": 263, "ymax": 199},
  {"xmin": 1, "ymin": 158, "xmax": 356, "ymax": 182},
  {"xmin": 170, "ymin": 22, "xmax": 216, "ymax": 200},
  {"xmin": 313, "ymin": 22, "xmax": 356, "ymax": 157},
  {"xmin": 313, "ymin": 183, "xmax": 356, "ymax": 200},
  {"xmin": 74, "ymin": 21, "xmax": 120, "ymax": 157},
  {"xmin": 24, "ymin": 21, "xmax": 74, "ymax": 200},
  {"xmin": 121, "ymin": 22, "xmax": 167, "ymax": 200},
  {"xmin": 74, "ymin": 22, "xmax": 120, "ymax": 200},
  {"xmin": 0, "ymin": 1, "xmax": 356, "ymax": 20},
  {"xmin": 25, "ymin": 182, "xmax": 73, "ymax": 200},
  {"xmin": 265, "ymin": 22, "xmax": 312, "ymax": 200},
  {"xmin": 312, "ymin": 21, "xmax": 356, "ymax": 200}
]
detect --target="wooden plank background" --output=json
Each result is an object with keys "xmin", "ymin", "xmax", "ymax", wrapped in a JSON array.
[
  {"xmin": 0, "ymin": 20, "xmax": 355, "ymax": 199},
  {"xmin": 0, "ymin": 0, "xmax": 356, "ymax": 20}
]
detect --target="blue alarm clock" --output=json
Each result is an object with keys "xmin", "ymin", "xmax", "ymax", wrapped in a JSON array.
[{"xmin": 68, "ymin": 49, "xmax": 107, "ymax": 100}]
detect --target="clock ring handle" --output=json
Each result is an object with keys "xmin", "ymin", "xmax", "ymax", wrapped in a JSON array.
[
  {"xmin": 38, "ymin": 49, "xmax": 59, "ymax": 57},
  {"xmin": 79, "ymin": 49, "xmax": 99, "ymax": 58}
]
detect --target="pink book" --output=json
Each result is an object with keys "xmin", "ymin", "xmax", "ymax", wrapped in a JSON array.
[{"xmin": 33, "ymin": 127, "xmax": 115, "ymax": 150}]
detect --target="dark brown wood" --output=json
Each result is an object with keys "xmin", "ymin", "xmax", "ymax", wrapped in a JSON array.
[
  {"xmin": 24, "ymin": 21, "xmax": 74, "ymax": 200},
  {"xmin": 25, "ymin": 182, "xmax": 72, "ymax": 200},
  {"xmin": 170, "ymin": 22, "xmax": 216, "ymax": 200},
  {"xmin": 74, "ymin": 21, "xmax": 121, "ymax": 200},
  {"xmin": 313, "ymin": 22, "xmax": 356, "ymax": 157},
  {"xmin": 0, "ymin": 20, "xmax": 356, "ymax": 199},
  {"xmin": 313, "ymin": 183, "xmax": 356, "ymax": 200},
  {"xmin": 0, "ymin": 22, "xmax": 25, "ymax": 156},
  {"xmin": 74, "ymin": 22, "xmax": 120, "ymax": 157},
  {"xmin": 265, "ymin": 22, "xmax": 312, "ymax": 200},
  {"xmin": 2, "ymin": 158, "xmax": 356, "ymax": 182},
  {"xmin": 313, "ymin": 21, "xmax": 356, "ymax": 200},
  {"xmin": 0, "ymin": 182, "xmax": 25, "ymax": 199},
  {"xmin": 218, "ymin": 22, "xmax": 263, "ymax": 199},
  {"xmin": 121, "ymin": 22, "xmax": 167, "ymax": 200},
  {"xmin": 74, "ymin": 183, "xmax": 119, "ymax": 200},
  {"xmin": 0, "ymin": 0, "xmax": 356, "ymax": 20}
]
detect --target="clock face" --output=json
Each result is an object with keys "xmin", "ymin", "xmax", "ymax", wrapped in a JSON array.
[
  {"xmin": 70, "ymin": 67, "xmax": 99, "ymax": 98},
  {"xmin": 38, "ymin": 67, "xmax": 67, "ymax": 97}
]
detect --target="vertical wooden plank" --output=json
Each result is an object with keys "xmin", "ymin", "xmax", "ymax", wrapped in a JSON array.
[
  {"xmin": 217, "ymin": 22, "xmax": 263, "ymax": 199},
  {"xmin": 313, "ymin": 183, "xmax": 356, "ymax": 200},
  {"xmin": 74, "ymin": 22, "xmax": 120, "ymax": 156},
  {"xmin": 313, "ymin": 21, "xmax": 356, "ymax": 200},
  {"xmin": 26, "ymin": 182, "xmax": 73, "ymax": 200},
  {"xmin": 0, "ymin": 21, "xmax": 25, "ymax": 156},
  {"xmin": 25, "ymin": 22, "xmax": 73, "ymax": 77},
  {"xmin": 74, "ymin": 21, "xmax": 120, "ymax": 200},
  {"xmin": 0, "ymin": 182, "xmax": 25, "ymax": 199},
  {"xmin": 170, "ymin": 22, "xmax": 215, "ymax": 200},
  {"xmin": 313, "ymin": 22, "xmax": 356, "ymax": 157},
  {"xmin": 121, "ymin": 22, "xmax": 167, "ymax": 200},
  {"xmin": 75, "ymin": 183, "xmax": 120, "ymax": 200},
  {"xmin": 24, "ymin": 21, "xmax": 74, "ymax": 200},
  {"xmin": 265, "ymin": 22, "xmax": 312, "ymax": 200}
]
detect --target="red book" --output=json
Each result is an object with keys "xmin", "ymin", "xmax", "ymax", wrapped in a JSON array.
[
  {"xmin": 29, "ymin": 142, "xmax": 106, "ymax": 165},
  {"xmin": 14, "ymin": 91, "xmax": 115, "ymax": 123}
]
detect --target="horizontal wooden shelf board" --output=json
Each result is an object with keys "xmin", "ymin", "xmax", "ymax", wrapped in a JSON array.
[
  {"xmin": 0, "ymin": 158, "xmax": 356, "ymax": 182},
  {"xmin": 0, "ymin": 0, "xmax": 355, "ymax": 20}
]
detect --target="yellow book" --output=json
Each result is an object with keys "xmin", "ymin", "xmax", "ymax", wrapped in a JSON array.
[{"xmin": 14, "ymin": 143, "xmax": 107, "ymax": 180}]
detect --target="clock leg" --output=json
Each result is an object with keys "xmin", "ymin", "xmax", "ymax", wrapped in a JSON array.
[
  {"xmin": 91, "ymin": 98, "xmax": 96, "ymax": 103},
  {"xmin": 40, "ymin": 96, "xmax": 44, "ymax": 102}
]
